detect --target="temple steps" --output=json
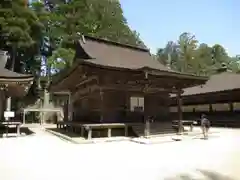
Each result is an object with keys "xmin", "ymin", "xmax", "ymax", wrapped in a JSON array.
[
  {"xmin": 130, "ymin": 122, "xmax": 176, "ymax": 137},
  {"xmin": 130, "ymin": 123, "xmax": 145, "ymax": 137}
]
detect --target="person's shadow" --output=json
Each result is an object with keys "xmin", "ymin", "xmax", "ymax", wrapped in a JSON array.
[{"xmin": 164, "ymin": 169, "xmax": 235, "ymax": 180}]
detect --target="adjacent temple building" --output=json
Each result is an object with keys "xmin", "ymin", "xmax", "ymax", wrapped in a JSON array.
[
  {"xmin": 50, "ymin": 35, "xmax": 207, "ymax": 136},
  {"xmin": 170, "ymin": 63, "xmax": 240, "ymax": 127},
  {"xmin": 0, "ymin": 50, "xmax": 33, "ymax": 120}
]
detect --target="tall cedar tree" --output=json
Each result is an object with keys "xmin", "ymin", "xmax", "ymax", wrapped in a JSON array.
[
  {"xmin": 53, "ymin": 0, "xmax": 145, "ymax": 48},
  {"xmin": 0, "ymin": 0, "xmax": 43, "ymax": 72},
  {"xmin": 32, "ymin": 0, "xmax": 145, "ymax": 73}
]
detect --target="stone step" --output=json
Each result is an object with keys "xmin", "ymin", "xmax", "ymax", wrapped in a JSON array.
[{"xmin": 131, "ymin": 123, "xmax": 176, "ymax": 137}]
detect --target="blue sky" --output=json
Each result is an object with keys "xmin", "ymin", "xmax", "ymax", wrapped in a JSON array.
[{"xmin": 120, "ymin": 0, "xmax": 239, "ymax": 56}]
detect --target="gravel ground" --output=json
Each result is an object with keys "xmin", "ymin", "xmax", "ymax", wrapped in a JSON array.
[{"xmin": 0, "ymin": 128, "xmax": 239, "ymax": 180}]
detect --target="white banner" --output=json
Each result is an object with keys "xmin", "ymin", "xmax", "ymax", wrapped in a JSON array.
[{"xmin": 4, "ymin": 111, "xmax": 15, "ymax": 118}]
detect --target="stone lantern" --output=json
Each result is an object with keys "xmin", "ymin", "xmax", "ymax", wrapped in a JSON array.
[{"xmin": 0, "ymin": 50, "xmax": 9, "ymax": 67}]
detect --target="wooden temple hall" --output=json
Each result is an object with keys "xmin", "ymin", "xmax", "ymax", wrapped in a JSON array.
[
  {"xmin": 170, "ymin": 64, "xmax": 240, "ymax": 127},
  {"xmin": 50, "ymin": 35, "xmax": 208, "ymax": 138},
  {"xmin": 0, "ymin": 50, "xmax": 33, "ymax": 120}
]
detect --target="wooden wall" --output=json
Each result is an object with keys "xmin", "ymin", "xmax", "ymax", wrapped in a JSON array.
[
  {"xmin": 102, "ymin": 91, "xmax": 127, "ymax": 122},
  {"xmin": 72, "ymin": 90, "xmax": 170, "ymax": 123},
  {"xmin": 145, "ymin": 93, "xmax": 170, "ymax": 121},
  {"xmin": 72, "ymin": 94, "xmax": 101, "ymax": 123},
  {"xmin": 0, "ymin": 90, "xmax": 5, "ymax": 120}
]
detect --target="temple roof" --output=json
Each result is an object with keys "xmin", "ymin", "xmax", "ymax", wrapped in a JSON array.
[
  {"xmin": 0, "ymin": 68, "xmax": 34, "ymax": 81},
  {"xmin": 75, "ymin": 35, "xmax": 176, "ymax": 72},
  {"xmin": 74, "ymin": 35, "xmax": 208, "ymax": 79},
  {"xmin": 182, "ymin": 72, "xmax": 240, "ymax": 96},
  {"xmin": 51, "ymin": 35, "xmax": 208, "ymax": 90},
  {"xmin": 0, "ymin": 51, "xmax": 33, "ymax": 81},
  {"xmin": 0, "ymin": 50, "xmax": 34, "ymax": 97}
]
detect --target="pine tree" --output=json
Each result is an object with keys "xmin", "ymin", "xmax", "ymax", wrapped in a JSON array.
[{"xmin": 0, "ymin": 0, "xmax": 43, "ymax": 71}]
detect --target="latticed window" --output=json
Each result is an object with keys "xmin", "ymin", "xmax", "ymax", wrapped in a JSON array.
[{"xmin": 130, "ymin": 97, "xmax": 144, "ymax": 112}]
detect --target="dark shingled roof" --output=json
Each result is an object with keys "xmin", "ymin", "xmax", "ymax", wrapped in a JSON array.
[
  {"xmin": 51, "ymin": 35, "xmax": 208, "ymax": 88},
  {"xmin": 0, "ymin": 68, "xmax": 33, "ymax": 80},
  {"xmin": 76, "ymin": 35, "xmax": 176, "ymax": 72},
  {"xmin": 0, "ymin": 52, "xmax": 33, "ymax": 81},
  {"xmin": 182, "ymin": 72, "xmax": 240, "ymax": 96}
]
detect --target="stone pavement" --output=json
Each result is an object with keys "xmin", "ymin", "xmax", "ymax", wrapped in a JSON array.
[
  {"xmin": 45, "ymin": 125, "xmax": 223, "ymax": 144},
  {"xmin": 0, "ymin": 127, "xmax": 239, "ymax": 180}
]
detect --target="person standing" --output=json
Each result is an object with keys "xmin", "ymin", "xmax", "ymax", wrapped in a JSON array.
[{"xmin": 201, "ymin": 114, "xmax": 210, "ymax": 139}]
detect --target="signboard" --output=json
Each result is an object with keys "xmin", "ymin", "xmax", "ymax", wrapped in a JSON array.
[{"xmin": 4, "ymin": 111, "xmax": 15, "ymax": 119}]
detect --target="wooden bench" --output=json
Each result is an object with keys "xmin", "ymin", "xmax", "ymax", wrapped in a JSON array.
[
  {"xmin": 172, "ymin": 120, "xmax": 197, "ymax": 132},
  {"xmin": 83, "ymin": 123, "xmax": 127, "ymax": 139},
  {"xmin": 56, "ymin": 122, "xmax": 128, "ymax": 139},
  {"xmin": 0, "ymin": 121, "xmax": 22, "ymax": 137},
  {"xmin": 56, "ymin": 121, "xmax": 83, "ymax": 132}
]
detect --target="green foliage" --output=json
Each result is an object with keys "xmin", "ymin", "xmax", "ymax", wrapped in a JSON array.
[
  {"xmin": 48, "ymin": 48, "xmax": 75, "ymax": 73},
  {"xmin": 156, "ymin": 32, "xmax": 240, "ymax": 75},
  {"xmin": 29, "ymin": 0, "xmax": 145, "ymax": 75},
  {"xmin": 50, "ymin": 0, "xmax": 145, "ymax": 48},
  {"xmin": 0, "ymin": 0, "xmax": 43, "ymax": 78},
  {"xmin": 0, "ymin": 0, "xmax": 43, "ymax": 49}
]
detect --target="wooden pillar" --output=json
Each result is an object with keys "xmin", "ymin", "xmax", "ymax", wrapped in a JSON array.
[
  {"xmin": 144, "ymin": 119, "xmax": 150, "ymax": 137},
  {"xmin": 0, "ymin": 90, "xmax": 3, "ymax": 120},
  {"xmin": 23, "ymin": 110, "xmax": 26, "ymax": 124},
  {"xmin": 81, "ymin": 126, "xmax": 84, "ymax": 137},
  {"xmin": 124, "ymin": 125, "xmax": 128, "ymax": 137},
  {"xmin": 209, "ymin": 104, "xmax": 213, "ymax": 112},
  {"xmin": 143, "ymin": 72, "xmax": 149, "ymax": 137},
  {"xmin": 107, "ymin": 128, "xmax": 111, "ymax": 137},
  {"xmin": 68, "ymin": 92, "xmax": 73, "ymax": 121},
  {"xmin": 124, "ymin": 92, "xmax": 129, "ymax": 122},
  {"xmin": 176, "ymin": 89, "xmax": 183, "ymax": 134},
  {"xmin": 87, "ymin": 128, "xmax": 92, "ymax": 139},
  {"xmin": 16, "ymin": 124, "xmax": 20, "ymax": 136},
  {"xmin": 100, "ymin": 88, "xmax": 104, "ymax": 123},
  {"xmin": 229, "ymin": 102, "xmax": 233, "ymax": 112}
]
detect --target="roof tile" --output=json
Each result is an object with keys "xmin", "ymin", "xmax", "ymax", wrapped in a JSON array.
[
  {"xmin": 182, "ymin": 72, "xmax": 240, "ymax": 96},
  {"xmin": 77, "ymin": 35, "xmax": 175, "ymax": 72}
]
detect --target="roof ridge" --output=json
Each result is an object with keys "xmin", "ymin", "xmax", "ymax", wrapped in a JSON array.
[{"xmin": 81, "ymin": 34, "xmax": 150, "ymax": 53}]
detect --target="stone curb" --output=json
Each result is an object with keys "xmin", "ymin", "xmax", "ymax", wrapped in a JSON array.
[
  {"xmin": 44, "ymin": 128, "xmax": 132, "ymax": 144},
  {"xmin": 130, "ymin": 131, "xmax": 220, "ymax": 145},
  {"xmin": 44, "ymin": 128, "xmax": 79, "ymax": 144},
  {"xmin": 44, "ymin": 128, "xmax": 179, "ymax": 145},
  {"xmin": 91, "ymin": 137, "xmax": 131, "ymax": 144},
  {"xmin": 130, "ymin": 138, "xmax": 175, "ymax": 145},
  {"xmin": 44, "ymin": 128, "xmax": 220, "ymax": 145}
]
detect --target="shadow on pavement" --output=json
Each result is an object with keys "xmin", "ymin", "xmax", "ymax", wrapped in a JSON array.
[
  {"xmin": 192, "ymin": 135, "xmax": 220, "ymax": 140},
  {"xmin": 0, "ymin": 127, "xmax": 35, "ymax": 138},
  {"xmin": 47, "ymin": 128, "xmax": 81, "ymax": 138},
  {"xmin": 164, "ymin": 169, "xmax": 235, "ymax": 180}
]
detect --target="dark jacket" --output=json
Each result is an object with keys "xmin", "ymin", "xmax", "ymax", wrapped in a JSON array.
[{"xmin": 201, "ymin": 117, "xmax": 210, "ymax": 127}]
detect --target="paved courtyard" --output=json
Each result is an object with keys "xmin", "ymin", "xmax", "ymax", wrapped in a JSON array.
[{"xmin": 0, "ymin": 128, "xmax": 240, "ymax": 180}]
